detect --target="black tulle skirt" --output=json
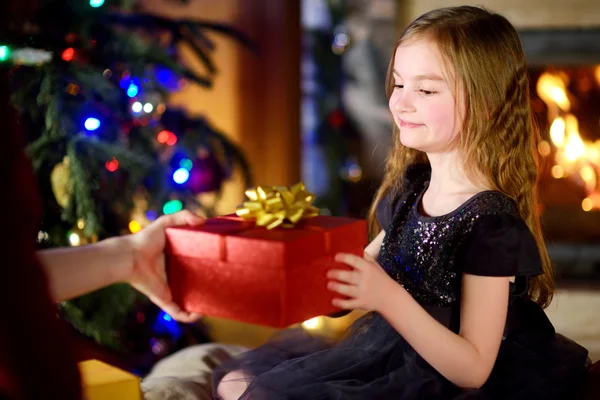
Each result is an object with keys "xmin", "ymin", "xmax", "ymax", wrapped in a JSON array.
[{"xmin": 212, "ymin": 304, "xmax": 589, "ymax": 400}]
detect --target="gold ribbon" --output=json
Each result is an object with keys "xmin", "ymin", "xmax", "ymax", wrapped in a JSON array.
[{"xmin": 236, "ymin": 182, "xmax": 319, "ymax": 230}]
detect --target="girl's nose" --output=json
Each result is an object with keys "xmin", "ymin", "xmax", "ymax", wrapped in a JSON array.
[{"xmin": 393, "ymin": 92, "xmax": 416, "ymax": 113}]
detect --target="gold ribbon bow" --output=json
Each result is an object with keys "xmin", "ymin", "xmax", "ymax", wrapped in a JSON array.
[{"xmin": 235, "ymin": 182, "xmax": 320, "ymax": 230}]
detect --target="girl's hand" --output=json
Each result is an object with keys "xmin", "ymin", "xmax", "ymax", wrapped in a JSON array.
[{"xmin": 327, "ymin": 253, "xmax": 395, "ymax": 312}]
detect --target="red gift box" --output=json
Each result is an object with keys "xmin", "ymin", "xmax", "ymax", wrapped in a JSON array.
[{"xmin": 165, "ymin": 215, "xmax": 367, "ymax": 328}]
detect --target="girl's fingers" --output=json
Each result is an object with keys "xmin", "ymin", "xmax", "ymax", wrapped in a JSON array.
[
  {"xmin": 327, "ymin": 269, "xmax": 358, "ymax": 284},
  {"xmin": 334, "ymin": 253, "xmax": 367, "ymax": 270},
  {"xmin": 332, "ymin": 297, "xmax": 357, "ymax": 310},
  {"xmin": 327, "ymin": 281, "xmax": 357, "ymax": 297}
]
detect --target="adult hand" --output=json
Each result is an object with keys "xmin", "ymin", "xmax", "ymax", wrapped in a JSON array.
[{"xmin": 126, "ymin": 210, "xmax": 205, "ymax": 323}]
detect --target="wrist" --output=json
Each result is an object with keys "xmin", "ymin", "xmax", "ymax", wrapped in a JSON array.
[
  {"xmin": 97, "ymin": 235, "xmax": 135, "ymax": 284},
  {"xmin": 377, "ymin": 278, "xmax": 408, "ymax": 317}
]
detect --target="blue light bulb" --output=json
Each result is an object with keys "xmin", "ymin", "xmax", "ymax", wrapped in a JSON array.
[
  {"xmin": 146, "ymin": 210, "xmax": 158, "ymax": 221},
  {"xmin": 84, "ymin": 118, "xmax": 101, "ymax": 131}
]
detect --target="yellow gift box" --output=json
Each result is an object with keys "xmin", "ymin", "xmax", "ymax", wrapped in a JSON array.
[{"xmin": 78, "ymin": 359, "xmax": 141, "ymax": 400}]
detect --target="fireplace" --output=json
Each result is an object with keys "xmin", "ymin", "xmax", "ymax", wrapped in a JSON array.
[{"xmin": 521, "ymin": 28, "xmax": 600, "ymax": 280}]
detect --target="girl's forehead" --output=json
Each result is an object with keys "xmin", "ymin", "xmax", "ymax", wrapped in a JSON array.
[
  {"xmin": 394, "ymin": 39, "xmax": 442, "ymax": 66},
  {"xmin": 393, "ymin": 39, "xmax": 454, "ymax": 82}
]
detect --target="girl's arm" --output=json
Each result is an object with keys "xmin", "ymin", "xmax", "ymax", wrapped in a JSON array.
[
  {"xmin": 379, "ymin": 273, "xmax": 509, "ymax": 389},
  {"xmin": 364, "ymin": 230, "xmax": 385, "ymax": 260}
]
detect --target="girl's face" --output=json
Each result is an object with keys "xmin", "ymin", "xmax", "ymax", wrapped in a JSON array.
[{"xmin": 389, "ymin": 38, "xmax": 464, "ymax": 154}]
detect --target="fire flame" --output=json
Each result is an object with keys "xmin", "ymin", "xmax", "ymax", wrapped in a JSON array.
[{"xmin": 536, "ymin": 71, "xmax": 600, "ymax": 211}]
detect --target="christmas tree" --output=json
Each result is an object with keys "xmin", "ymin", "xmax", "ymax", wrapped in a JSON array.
[
  {"xmin": 303, "ymin": 0, "xmax": 373, "ymax": 218},
  {"xmin": 2, "ymin": 0, "xmax": 252, "ymax": 355},
  {"xmin": 302, "ymin": 0, "xmax": 352, "ymax": 217},
  {"xmin": 303, "ymin": 0, "xmax": 396, "ymax": 219}
]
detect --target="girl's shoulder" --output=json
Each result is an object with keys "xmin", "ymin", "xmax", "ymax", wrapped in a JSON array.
[{"xmin": 458, "ymin": 209, "xmax": 544, "ymax": 277}]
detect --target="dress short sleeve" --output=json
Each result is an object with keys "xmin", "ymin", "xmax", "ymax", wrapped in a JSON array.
[{"xmin": 460, "ymin": 213, "xmax": 544, "ymax": 277}]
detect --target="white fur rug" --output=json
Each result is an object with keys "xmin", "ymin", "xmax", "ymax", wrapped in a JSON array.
[{"xmin": 142, "ymin": 343, "xmax": 247, "ymax": 400}]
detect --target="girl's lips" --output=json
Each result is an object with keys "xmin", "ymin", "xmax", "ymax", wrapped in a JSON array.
[{"xmin": 399, "ymin": 119, "xmax": 424, "ymax": 129}]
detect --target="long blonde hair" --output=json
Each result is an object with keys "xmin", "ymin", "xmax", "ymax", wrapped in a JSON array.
[{"xmin": 368, "ymin": 6, "xmax": 554, "ymax": 308}]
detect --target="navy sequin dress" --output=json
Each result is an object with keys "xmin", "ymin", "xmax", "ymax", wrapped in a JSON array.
[{"xmin": 212, "ymin": 165, "xmax": 589, "ymax": 399}]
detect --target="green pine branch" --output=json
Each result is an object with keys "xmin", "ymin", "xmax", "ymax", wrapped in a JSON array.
[{"xmin": 67, "ymin": 139, "xmax": 100, "ymax": 237}]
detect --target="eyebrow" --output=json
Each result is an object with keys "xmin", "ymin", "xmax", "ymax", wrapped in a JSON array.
[{"xmin": 392, "ymin": 70, "xmax": 445, "ymax": 82}]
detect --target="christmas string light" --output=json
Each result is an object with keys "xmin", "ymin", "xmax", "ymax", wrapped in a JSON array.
[
  {"xmin": 156, "ymin": 130, "xmax": 177, "ymax": 146},
  {"xmin": 62, "ymin": 48, "xmax": 75, "ymax": 62},
  {"xmin": 89, "ymin": 0, "xmax": 105, "ymax": 7},
  {"xmin": 157, "ymin": 130, "xmax": 170, "ymax": 143},
  {"xmin": 146, "ymin": 210, "xmax": 158, "ymax": 221},
  {"xmin": 179, "ymin": 158, "xmax": 193, "ymax": 170},
  {"xmin": 69, "ymin": 232, "xmax": 81, "ymax": 246},
  {"xmin": 66, "ymin": 83, "xmax": 80, "ymax": 96},
  {"xmin": 132, "ymin": 101, "xmax": 143, "ymax": 113},
  {"xmin": 163, "ymin": 199, "xmax": 183, "ymax": 215},
  {"xmin": 84, "ymin": 117, "xmax": 101, "ymax": 131},
  {"xmin": 127, "ymin": 82, "xmax": 139, "ymax": 98},
  {"xmin": 173, "ymin": 168, "xmax": 190, "ymax": 184},
  {"xmin": 0, "ymin": 46, "xmax": 53, "ymax": 65},
  {"xmin": 166, "ymin": 133, "xmax": 177, "ymax": 146},
  {"xmin": 0, "ymin": 45, "xmax": 10, "ymax": 61},
  {"xmin": 129, "ymin": 220, "xmax": 142, "ymax": 233},
  {"xmin": 105, "ymin": 157, "xmax": 119, "ymax": 172}
]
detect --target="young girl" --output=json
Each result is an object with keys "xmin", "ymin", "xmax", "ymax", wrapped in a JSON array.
[{"xmin": 213, "ymin": 6, "xmax": 589, "ymax": 399}]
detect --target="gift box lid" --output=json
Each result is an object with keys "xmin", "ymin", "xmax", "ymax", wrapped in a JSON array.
[
  {"xmin": 165, "ymin": 218, "xmax": 253, "ymax": 261},
  {"xmin": 166, "ymin": 215, "xmax": 366, "ymax": 267},
  {"xmin": 79, "ymin": 359, "xmax": 140, "ymax": 400}
]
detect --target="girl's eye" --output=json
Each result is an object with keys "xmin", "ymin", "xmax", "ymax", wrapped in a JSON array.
[
  {"xmin": 420, "ymin": 89, "xmax": 436, "ymax": 96},
  {"xmin": 394, "ymin": 84, "xmax": 403, "ymax": 89}
]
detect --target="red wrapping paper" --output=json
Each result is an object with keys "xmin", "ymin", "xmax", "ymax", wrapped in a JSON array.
[{"xmin": 165, "ymin": 215, "xmax": 367, "ymax": 327}]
